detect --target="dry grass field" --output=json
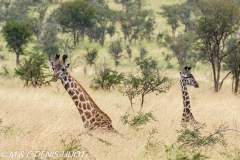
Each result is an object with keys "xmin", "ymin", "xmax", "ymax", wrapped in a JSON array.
[
  {"xmin": 1, "ymin": 0, "xmax": 240, "ymax": 160},
  {"xmin": 1, "ymin": 66, "xmax": 240, "ymax": 159}
]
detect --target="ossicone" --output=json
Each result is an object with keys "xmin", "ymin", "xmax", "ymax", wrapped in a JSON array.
[
  {"xmin": 184, "ymin": 66, "xmax": 191, "ymax": 71},
  {"xmin": 62, "ymin": 55, "xmax": 68, "ymax": 63},
  {"xmin": 55, "ymin": 54, "xmax": 60, "ymax": 60}
]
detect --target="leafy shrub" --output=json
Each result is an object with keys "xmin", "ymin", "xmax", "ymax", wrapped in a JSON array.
[
  {"xmin": 0, "ymin": 54, "xmax": 7, "ymax": 61},
  {"xmin": 220, "ymin": 147, "xmax": 240, "ymax": 160},
  {"xmin": 87, "ymin": 133, "xmax": 112, "ymax": 146},
  {"xmin": 165, "ymin": 144, "xmax": 208, "ymax": 160},
  {"xmin": 90, "ymin": 62, "xmax": 124, "ymax": 90},
  {"xmin": 139, "ymin": 47, "xmax": 147, "ymax": 59},
  {"xmin": 106, "ymin": 25, "xmax": 116, "ymax": 39},
  {"xmin": 120, "ymin": 57, "xmax": 172, "ymax": 109},
  {"xmin": 60, "ymin": 135, "xmax": 95, "ymax": 160},
  {"xmin": 176, "ymin": 124, "xmax": 227, "ymax": 148},
  {"xmin": 119, "ymin": 73, "xmax": 140, "ymax": 107},
  {"xmin": 0, "ymin": 65, "xmax": 10, "ymax": 78},
  {"xmin": 121, "ymin": 111, "xmax": 157, "ymax": 128},
  {"xmin": 84, "ymin": 48, "xmax": 98, "ymax": 67},
  {"xmin": 108, "ymin": 40, "xmax": 123, "ymax": 67},
  {"xmin": 162, "ymin": 52, "xmax": 174, "ymax": 69},
  {"xmin": 163, "ymin": 124, "xmax": 233, "ymax": 160},
  {"xmin": 14, "ymin": 52, "xmax": 51, "ymax": 87},
  {"xmin": 126, "ymin": 45, "xmax": 132, "ymax": 60},
  {"xmin": 144, "ymin": 128, "xmax": 162, "ymax": 158}
]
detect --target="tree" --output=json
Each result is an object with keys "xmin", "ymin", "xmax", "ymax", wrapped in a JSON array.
[
  {"xmin": 2, "ymin": 20, "xmax": 33, "ymax": 65},
  {"xmin": 223, "ymin": 38, "xmax": 240, "ymax": 93},
  {"xmin": 118, "ymin": 3, "xmax": 155, "ymax": 44},
  {"xmin": 90, "ymin": 61, "xmax": 124, "ymax": 90},
  {"xmin": 30, "ymin": 2, "xmax": 48, "ymax": 40},
  {"xmin": 87, "ymin": 1, "xmax": 116, "ymax": 46},
  {"xmin": 108, "ymin": 40, "xmax": 123, "ymax": 67},
  {"xmin": 120, "ymin": 57, "xmax": 172, "ymax": 110},
  {"xmin": 136, "ymin": 57, "xmax": 171, "ymax": 110},
  {"xmin": 159, "ymin": 2, "xmax": 197, "ymax": 69},
  {"xmin": 139, "ymin": 47, "xmax": 147, "ymax": 59},
  {"xmin": 106, "ymin": 25, "xmax": 116, "ymax": 40},
  {"xmin": 56, "ymin": 0, "xmax": 96, "ymax": 47},
  {"xmin": 160, "ymin": 4, "xmax": 181, "ymax": 36},
  {"xmin": 160, "ymin": 2, "xmax": 194, "ymax": 35},
  {"xmin": 5, "ymin": 0, "xmax": 32, "ymax": 22},
  {"xmin": 84, "ymin": 48, "xmax": 98, "ymax": 67},
  {"xmin": 126, "ymin": 45, "xmax": 132, "ymax": 60},
  {"xmin": 119, "ymin": 73, "xmax": 140, "ymax": 107},
  {"xmin": 114, "ymin": 0, "xmax": 131, "ymax": 11},
  {"xmin": 38, "ymin": 23, "xmax": 59, "ymax": 61},
  {"xmin": 14, "ymin": 52, "xmax": 51, "ymax": 87},
  {"xmin": 194, "ymin": 0, "xmax": 240, "ymax": 92},
  {"xmin": 0, "ymin": 0, "xmax": 10, "ymax": 22},
  {"xmin": 160, "ymin": 32, "xmax": 198, "ymax": 69}
]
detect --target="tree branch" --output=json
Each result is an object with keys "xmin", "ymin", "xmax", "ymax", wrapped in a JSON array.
[{"xmin": 219, "ymin": 71, "xmax": 232, "ymax": 90}]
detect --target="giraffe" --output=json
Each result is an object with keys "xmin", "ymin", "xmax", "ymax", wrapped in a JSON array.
[
  {"xmin": 179, "ymin": 66, "xmax": 199, "ymax": 125},
  {"xmin": 50, "ymin": 54, "xmax": 116, "ymax": 132}
]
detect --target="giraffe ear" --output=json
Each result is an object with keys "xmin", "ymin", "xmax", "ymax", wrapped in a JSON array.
[
  {"xmin": 65, "ymin": 63, "xmax": 71, "ymax": 69},
  {"xmin": 179, "ymin": 71, "xmax": 185, "ymax": 77},
  {"xmin": 49, "ymin": 62, "xmax": 54, "ymax": 68},
  {"xmin": 179, "ymin": 71, "xmax": 183, "ymax": 75}
]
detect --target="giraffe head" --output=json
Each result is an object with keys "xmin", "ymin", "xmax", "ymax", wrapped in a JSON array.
[
  {"xmin": 180, "ymin": 66, "xmax": 199, "ymax": 88},
  {"xmin": 49, "ymin": 54, "xmax": 71, "ymax": 82}
]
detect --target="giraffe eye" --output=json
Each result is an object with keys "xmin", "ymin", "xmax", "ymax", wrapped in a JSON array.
[{"xmin": 61, "ymin": 68, "xmax": 65, "ymax": 71}]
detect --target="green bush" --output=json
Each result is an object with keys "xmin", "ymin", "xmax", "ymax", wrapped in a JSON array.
[
  {"xmin": 163, "ymin": 124, "xmax": 232, "ymax": 160},
  {"xmin": 0, "ymin": 54, "xmax": 7, "ymax": 61},
  {"xmin": 121, "ymin": 111, "xmax": 157, "ymax": 128},
  {"xmin": 120, "ymin": 57, "xmax": 172, "ymax": 109},
  {"xmin": 126, "ymin": 45, "xmax": 132, "ymax": 60},
  {"xmin": 139, "ymin": 47, "xmax": 148, "ymax": 59},
  {"xmin": 176, "ymin": 125, "xmax": 227, "ymax": 148},
  {"xmin": 14, "ymin": 52, "xmax": 51, "ymax": 87},
  {"xmin": 119, "ymin": 73, "xmax": 140, "ymax": 107},
  {"xmin": 220, "ymin": 147, "xmax": 240, "ymax": 160},
  {"xmin": 108, "ymin": 40, "xmax": 123, "ymax": 67},
  {"xmin": 144, "ymin": 128, "xmax": 162, "ymax": 158},
  {"xmin": 90, "ymin": 64, "xmax": 124, "ymax": 90},
  {"xmin": 84, "ymin": 48, "xmax": 98, "ymax": 67},
  {"xmin": 0, "ymin": 65, "xmax": 10, "ymax": 78}
]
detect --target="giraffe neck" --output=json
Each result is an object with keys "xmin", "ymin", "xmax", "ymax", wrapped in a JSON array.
[
  {"xmin": 60, "ymin": 73, "xmax": 114, "ymax": 131},
  {"xmin": 180, "ymin": 81, "xmax": 198, "ymax": 125}
]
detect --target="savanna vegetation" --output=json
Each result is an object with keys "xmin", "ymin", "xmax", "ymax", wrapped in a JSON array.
[{"xmin": 1, "ymin": 0, "xmax": 240, "ymax": 159}]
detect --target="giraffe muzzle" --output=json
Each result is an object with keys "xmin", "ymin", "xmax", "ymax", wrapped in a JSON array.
[
  {"xmin": 52, "ymin": 76, "xmax": 58, "ymax": 82},
  {"xmin": 194, "ymin": 83, "xmax": 199, "ymax": 88}
]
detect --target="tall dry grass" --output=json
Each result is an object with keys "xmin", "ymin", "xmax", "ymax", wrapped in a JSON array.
[
  {"xmin": 0, "ymin": 0, "xmax": 240, "ymax": 159},
  {"xmin": 0, "ymin": 67, "xmax": 240, "ymax": 159}
]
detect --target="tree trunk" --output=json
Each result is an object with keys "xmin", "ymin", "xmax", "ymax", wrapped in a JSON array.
[
  {"xmin": 234, "ymin": 71, "xmax": 239, "ymax": 93},
  {"xmin": 211, "ymin": 61, "xmax": 218, "ymax": 92},
  {"xmin": 216, "ymin": 62, "xmax": 221, "ymax": 91},
  {"xmin": 16, "ymin": 53, "xmax": 20, "ymax": 66},
  {"xmin": 140, "ymin": 94, "xmax": 144, "ymax": 111},
  {"xmin": 73, "ymin": 30, "xmax": 77, "ymax": 47},
  {"xmin": 175, "ymin": 52, "xmax": 184, "ymax": 70},
  {"xmin": 100, "ymin": 31, "xmax": 105, "ymax": 47}
]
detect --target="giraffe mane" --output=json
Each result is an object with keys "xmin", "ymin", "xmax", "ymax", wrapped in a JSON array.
[{"xmin": 70, "ymin": 75, "xmax": 112, "ymax": 123}]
